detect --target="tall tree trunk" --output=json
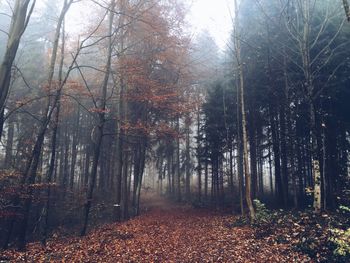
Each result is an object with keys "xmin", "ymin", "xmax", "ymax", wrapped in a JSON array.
[
  {"xmin": 42, "ymin": 20, "xmax": 66, "ymax": 244},
  {"xmin": 62, "ymin": 123, "xmax": 70, "ymax": 193},
  {"xmin": 249, "ymin": 122, "xmax": 258, "ymax": 199},
  {"xmin": 0, "ymin": 0, "xmax": 36, "ymax": 134},
  {"xmin": 310, "ymin": 103, "xmax": 321, "ymax": 212},
  {"xmin": 234, "ymin": 0, "xmax": 255, "ymax": 220},
  {"xmin": 204, "ymin": 158, "xmax": 208, "ymax": 201},
  {"xmin": 176, "ymin": 117, "xmax": 181, "ymax": 202},
  {"xmin": 135, "ymin": 140, "xmax": 146, "ymax": 215},
  {"xmin": 268, "ymin": 142, "xmax": 274, "ymax": 197},
  {"xmin": 121, "ymin": 151, "xmax": 129, "ymax": 220},
  {"xmin": 298, "ymin": 0, "xmax": 322, "ymax": 212},
  {"xmin": 185, "ymin": 114, "xmax": 191, "ymax": 201},
  {"xmin": 84, "ymin": 145, "xmax": 91, "ymax": 187},
  {"xmin": 269, "ymin": 108, "xmax": 284, "ymax": 205},
  {"xmin": 17, "ymin": 0, "xmax": 73, "ymax": 249},
  {"xmin": 80, "ymin": 123, "xmax": 103, "ymax": 236},
  {"xmin": 237, "ymin": 97, "xmax": 244, "ymax": 216},
  {"xmin": 81, "ymin": 0, "xmax": 115, "ymax": 236},
  {"xmin": 167, "ymin": 153, "xmax": 172, "ymax": 194},
  {"xmin": 229, "ymin": 146, "xmax": 234, "ymax": 197},
  {"xmin": 158, "ymin": 156, "xmax": 163, "ymax": 195},
  {"xmin": 196, "ymin": 110, "xmax": 202, "ymax": 202},
  {"xmin": 42, "ymin": 106, "xmax": 59, "ymax": 245},
  {"xmin": 132, "ymin": 145, "xmax": 140, "ymax": 215},
  {"xmin": 4, "ymin": 114, "xmax": 15, "ymax": 168},
  {"xmin": 70, "ymin": 107, "xmax": 80, "ymax": 190},
  {"xmin": 114, "ymin": 0, "xmax": 127, "ymax": 221},
  {"xmin": 279, "ymin": 104, "xmax": 289, "ymax": 206}
]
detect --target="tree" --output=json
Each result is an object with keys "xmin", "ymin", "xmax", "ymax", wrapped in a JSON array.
[
  {"xmin": 0, "ymin": 0, "xmax": 36, "ymax": 138},
  {"xmin": 233, "ymin": 0, "xmax": 255, "ymax": 221},
  {"xmin": 343, "ymin": 0, "xmax": 350, "ymax": 21}
]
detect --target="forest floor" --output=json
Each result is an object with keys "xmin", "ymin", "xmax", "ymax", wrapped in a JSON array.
[{"xmin": 0, "ymin": 193, "xmax": 320, "ymax": 262}]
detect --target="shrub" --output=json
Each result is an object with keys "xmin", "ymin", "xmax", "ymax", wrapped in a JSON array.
[
  {"xmin": 329, "ymin": 227, "xmax": 350, "ymax": 261},
  {"xmin": 329, "ymin": 206, "xmax": 350, "ymax": 261},
  {"xmin": 253, "ymin": 199, "xmax": 273, "ymax": 225}
]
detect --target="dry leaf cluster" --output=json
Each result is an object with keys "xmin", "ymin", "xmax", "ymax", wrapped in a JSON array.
[{"xmin": 0, "ymin": 196, "xmax": 313, "ymax": 262}]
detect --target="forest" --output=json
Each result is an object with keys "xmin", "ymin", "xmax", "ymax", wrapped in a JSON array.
[{"xmin": 0, "ymin": 0, "xmax": 350, "ymax": 262}]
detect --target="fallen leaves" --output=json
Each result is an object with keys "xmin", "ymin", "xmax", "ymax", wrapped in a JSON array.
[{"xmin": 1, "ymin": 197, "xmax": 312, "ymax": 262}]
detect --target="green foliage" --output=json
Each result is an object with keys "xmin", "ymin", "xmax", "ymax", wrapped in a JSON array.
[
  {"xmin": 329, "ymin": 205, "xmax": 350, "ymax": 261},
  {"xmin": 252, "ymin": 199, "xmax": 274, "ymax": 226},
  {"xmin": 329, "ymin": 228, "xmax": 350, "ymax": 261},
  {"xmin": 232, "ymin": 200, "xmax": 275, "ymax": 228},
  {"xmin": 202, "ymin": 82, "xmax": 237, "ymax": 158},
  {"xmin": 339, "ymin": 205, "xmax": 350, "ymax": 214}
]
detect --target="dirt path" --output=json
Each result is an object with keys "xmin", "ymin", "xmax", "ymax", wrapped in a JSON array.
[{"xmin": 1, "ymin": 194, "xmax": 311, "ymax": 262}]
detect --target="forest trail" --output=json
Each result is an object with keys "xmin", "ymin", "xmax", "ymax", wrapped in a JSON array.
[{"xmin": 1, "ymin": 193, "xmax": 311, "ymax": 262}]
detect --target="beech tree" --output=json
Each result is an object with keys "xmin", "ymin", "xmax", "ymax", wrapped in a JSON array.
[
  {"xmin": 80, "ymin": 0, "xmax": 116, "ymax": 236},
  {"xmin": 0, "ymin": 0, "xmax": 36, "ymax": 138}
]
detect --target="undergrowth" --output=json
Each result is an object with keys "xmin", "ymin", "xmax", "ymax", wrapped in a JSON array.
[{"xmin": 231, "ymin": 200, "xmax": 350, "ymax": 262}]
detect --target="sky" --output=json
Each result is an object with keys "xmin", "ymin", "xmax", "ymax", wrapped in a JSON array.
[
  {"xmin": 65, "ymin": 0, "xmax": 235, "ymax": 49},
  {"xmin": 190, "ymin": 0, "xmax": 234, "ymax": 48},
  {"xmin": 0, "ymin": 0, "xmax": 234, "ymax": 49}
]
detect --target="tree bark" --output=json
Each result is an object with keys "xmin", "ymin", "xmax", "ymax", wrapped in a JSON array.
[
  {"xmin": 185, "ymin": 114, "xmax": 191, "ymax": 201},
  {"xmin": 234, "ymin": 0, "xmax": 255, "ymax": 221},
  {"xmin": 196, "ymin": 109, "xmax": 202, "ymax": 202},
  {"xmin": 81, "ymin": 0, "xmax": 115, "ymax": 236},
  {"xmin": 69, "ymin": 107, "xmax": 80, "ymax": 190},
  {"xmin": 4, "ymin": 114, "xmax": 15, "ymax": 168},
  {"xmin": 0, "ymin": 0, "xmax": 36, "ymax": 127},
  {"xmin": 176, "ymin": 117, "xmax": 181, "ymax": 202},
  {"xmin": 42, "ymin": 20, "xmax": 66, "ymax": 244},
  {"xmin": 17, "ymin": 0, "xmax": 73, "ymax": 249}
]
